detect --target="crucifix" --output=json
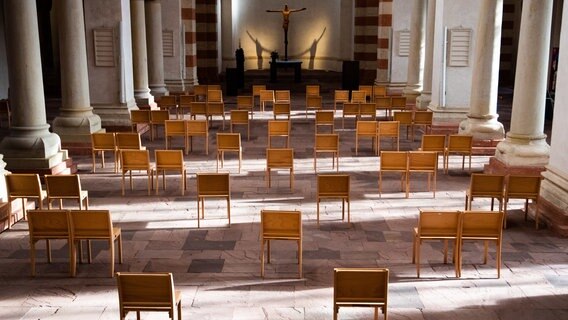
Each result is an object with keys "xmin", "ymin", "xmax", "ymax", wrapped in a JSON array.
[{"xmin": 266, "ymin": 4, "xmax": 307, "ymax": 61}]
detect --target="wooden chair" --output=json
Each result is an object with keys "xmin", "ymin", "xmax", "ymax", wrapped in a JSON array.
[
  {"xmin": 375, "ymin": 97, "xmax": 392, "ymax": 120},
  {"xmin": 91, "ymin": 132, "xmax": 117, "ymax": 173},
  {"xmin": 178, "ymin": 94, "xmax": 195, "ymax": 119},
  {"xmin": 69, "ymin": 210, "xmax": 122, "ymax": 277},
  {"xmin": 116, "ymin": 272, "xmax": 182, "ymax": 320},
  {"xmin": 252, "ymin": 84, "xmax": 266, "ymax": 110},
  {"xmin": 413, "ymin": 210, "xmax": 462, "ymax": 278},
  {"xmin": 120, "ymin": 150, "xmax": 154, "ymax": 196},
  {"xmin": 359, "ymin": 85, "xmax": 373, "ymax": 102},
  {"xmin": 393, "ymin": 111, "xmax": 413, "ymax": 140},
  {"xmin": 334, "ymin": 90, "xmax": 350, "ymax": 112},
  {"xmin": 306, "ymin": 95, "xmax": 323, "ymax": 118},
  {"xmin": 260, "ymin": 210, "xmax": 302, "ymax": 278},
  {"xmin": 356, "ymin": 121, "xmax": 378, "ymax": 155},
  {"xmin": 373, "ymin": 85, "xmax": 387, "ymax": 101},
  {"xmin": 207, "ymin": 89, "xmax": 223, "ymax": 103},
  {"xmin": 165, "ymin": 120, "xmax": 187, "ymax": 153},
  {"xmin": 116, "ymin": 132, "xmax": 145, "ymax": 151},
  {"xmin": 230, "ymin": 110, "xmax": 250, "ymax": 141},
  {"xmin": 45, "ymin": 174, "xmax": 89, "ymax": 210},
  {"xmin": 504, "ymin": 175, "xmax": 541, "ymax": 229},
  {"xmin": 266, "ymin": 148, "xmax": 294, "ymax": 189},
  {"xmin": 419, "ymin": 135, "xmax": 446, "ymax": 171},
  {"xmin": 27, "ymin": 210, "xmax": 72, "ymax": 277},
  {"xmin": 315, "ymin": 110, "xmax": 334, "ymax": 134},
  {"xmin": 390, "ymin": 96, "xmax": 407, "ymax": 112},
  {"xmin": 412, "ymin": 111, "xmax": 433, "ymax": 141},
  {"xmin": 342, "ymin": 102, "xmax": 359, "ymax": 129},
  {"xmin": 273, "ymin": 102, "xmax": 291, "ymax": 120},
  {"xmin": 445, "ymin": 134, "xmax": 473, "ymax": 173},
  {"xmin": 130, "ymin": 109, "xmax": 151, "ymax": 137},
  {"xmin": 196, "ymin": 173, "xmax": 231, "ymax": 228},
  {"xmin": 157, "ymin": 95, "xmax": 178, "ymax": 118},
  {"xmin": 317, "ymin": 174, "xmax": 350, "ymax": 225},
  {"xmin": 351, "ymin": 90, "xmax": 366, "ymax": 103},
  {"xmin": 237, "ymin": 95, "xmax": 254, "ymax": 118},
  {"xmin": 186, "ymin": 119, "xmax": 209, "ymax": 155},
  {"xmin": 377, "ymin": 121, "xmax": 400, "ymax": 151},
  {"xmin": 216, "ymin": 133, "xmax": 242, "ymax": 173},
  {"xmin": 5, "ymin": 174, "xmax": 46, "ymax": 226},
  {"xmin": 206, "ymin": 101, "xmax": 225, "ymax": 130},
  {"xmin": 208, "ymin": 84, "xmax": 221, "ymax": 90},
  {"xmin": 459, "ymin": 210, "xmax": 505, "ymax": 278},
  {"xmin": 274, "ymin": 90, "xmax": 291, "ymax": 104},
  {"xmin": 379, "ymin": 151, "xmax": 408, "ymax": 197},
  {"xmin": 259, "ymin": 89, "xmax": 275, "ymax": 111},
  {"xmin": 268, "ymin": 120, "xmax": 291, "ymax": 148},
  {"xmin": 189, "ymin": 101, "xmax": 207, "ymax": 120},
  {"xmin": 314, "ymin": 134, "xmax": 340, "ymax": 172},
  {"xmin": 0, "ymin": 99, "xmax": 12, "ymax": 128},
  {"xmin": 193, "ymin": 84, "xmax": 208, "ymax": 101},
  {"xmin": 306, "ymin": 84, "xmax": 320, "ymax": 98},
  {"xmin": 155, "ymin": 150, "xmax": 187, "ymax": 195},
  {"xmin": 333, "ymin": 268, "xmax": 389, "ymax": 320},
  {"xmin": 407, "ymin": 151, "xmax": 438, "ymax": 198},
  {"xmin": 465, "ymin": 173, "xmax": 506, "ymax": 212},
  {"xmin": 150, "ymin": 110, "xmax": 170, "ymax": 141},
  {"xmin": 359, "ymin": 102, "xmax": 377, "ymax": 120}
]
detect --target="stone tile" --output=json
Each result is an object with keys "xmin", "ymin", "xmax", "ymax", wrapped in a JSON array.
[
  {"xmin": 183, "ymin": 239, "xmax": 236, "ymax": 251},
  {"xmin": 188, "ymin": 259, "xmax": 225, "ymax": 273}
]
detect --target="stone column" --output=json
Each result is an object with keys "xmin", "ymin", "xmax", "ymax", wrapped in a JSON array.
[
  {"xmin": 0, "ymin": 0, "xmax": 66, "ymax": 171},
  {"xmin": 416, "ymin": 0, "xmax": 435, "ymax": 109},
  {"xmin": 458, "ymin": 0, "xmax": 505, "ymax": 141},
  {"xmin": 181, "ymin": 0, "xmax": 198, "ymax": 86},
  {"xmin": 131, "ymin": 0, "xmax": 154, "ymax": 106},
  {"xmin": 146, "ymin": 0, "xmax": 168, "ymax": 97},
  {"xmin": 494, "ymin": 0, "xmax": 552, "ymax": 167},
  {"xmin": 52, "ymin": 0, "xmax": 102, "ymax": 144},
  {"xmin": 402, "ymin": 0, "xmax": 427, "ymax": 103}
]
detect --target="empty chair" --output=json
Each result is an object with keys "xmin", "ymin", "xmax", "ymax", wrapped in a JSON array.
[
  {"xmin": 359, "ymin": 102, "xmax": 377, "ymax": 120},
  {"xmin": 27, "ymin": 210, "xmax": 72, "ymax": 277},
  {"xmin": 317, "ymin": 174, "xmax": 350, "ymax": 225},
  {"xmin": 390, "ymin": 96, "xmax": 407, "ymax": 112},
  {"xmin": 274, "ymin": 90, "xmax": 291, "ymax": 104},
  {"xmin": 259, "ymin": 89, "xmax": 275, "ymax": 111},
  {"xmin": 465, "ymin": 173, "xmax": 506, "ymax": 211},
  {"xmin": 165, "ymin": 120, "xmax": 187, "ymax": 153},
  {"xmin": 189, "ymin": 101, "xmax": 207, "ymax": 120},
  {"xmin": 237, "ymin": 95, "xmax": 254, "ymax": 118},
  {"xmin": 266, "ymin": 148, "xmax": 294, "ymax": 189},
  {"xmin": 207, "ymin": 89, "xmax": 223, "ymax": 103},
  {"xmin": 120, "ymin": 150, "xmax": 154, "ymax": 196},
  {"xmin": 208, "ymin": 84, "xmax": 221, "ymax": 90},
  {"xmin": 230, "ymin": 110, "xmax": 250, "ymax": 141},
  {"xmin": 116, "ymin": 272, "xmax": 182, "ymax": 320},
  {"xmin": 178, "ymin": 94, "xmax": 195, "ymax": 118},
  {"xmin": 359, "ymin": 85, "xmax": 373, "ymax": 102},
  {"xmin": 333, "ymin": 268, "xmax": 389, "ymax": 320},
  {"xmin": 413, "ymin": 210, "xmax": 462, "ymax": 278},
  {"xmin": 351, "ymin": 90, "xmax": 366, "ymax": 103},
  {"xmin": 252, "ymin": 84, "xmax": 267, "ymax": 110},
  {"xmin": 379, "ymin": 151, "xmax": 408, "ymax": 197},
  {"xmin": 306, "ymin": 95, "xmax": 323, "ymax": 118},
  {"xmin": 306, "ymin": 84, "xmax": 320, "ymax": 98},
  {"xmin": 504, "ymin": 175, "xmax": 541, "ymax": 229},
  {"xmin": 393, "ymin": 111, "xmax": 413, "ymax": 140},
  {"xmin": 268, "ymin": 120, "xmax": 291, "ymax": 148},
  {"xmin": 356, "ymin": 120, "xmax": 378, "ymax": 155},
  {"xmin": 377, "ymin": 121, "xmax": 400, "ymax": 151},
  {"xmin": 5, "ymin": 173, "xmax": 46, "ymax": 226},
  {"xmin": 157, "ymin": 95, "xmax": 178, "ymax": 118},
  {"xmin": 407, "ymin": 151, "xmax": 438, "ymax": 198},
  {"xmin": 206, "ymin": 101, "xmax": 225, "ymax": 130},
  {"xmin": 419, "ymin": 135, "xmax": 446, "ymax": 170},
  {"xmin": 342, "ymin": 102, "xmax": 359, "ymax": 129},
  {"xmin": 216, "ymin": 133, "xmax": 242, "ymax": 173},
  {"xmin": 260, "ymin": 210, "xmax": 302, "ymax": 278},
  {"xmin": 116, "ymin": 132, "xmax": 145, "ymax": 151},
  {"xmin": 196, "ymin": 173, "xmax": 231, "ymax": 228},
  {"xmin": 91, "ymin": 132, "xmax": 117, "ymax": 173},
  {"xmin": 445, "ymin": 134, "xmax": 473, "ymax": 173},
  {"xmin": 334, "ymin": 90, "xmax": 350, "ymax": 112},
  {"xmin": 155, "ymin": 150, "xmax": 187, "ymax": 196},
  {"xmin": 130, "ymin": 109, "xmax": 151, "ymax": 137},
  {"xmin": 412, "ymin": 111, "xmax": 433, "ymax": 141},
  {"xmin": 45, "ymin": 174, "xmax": 89, "ymax": 210},
  {"xmin": 69, "ymin": 210, "xmax": 123, "ymax": 277},
  {"xmin": 373, "ymin": 85, "xmax": 387, "ymax": 101},
  {"xmin": 273, "ymin": 102, "xmax": 291, "ymax": 120},
  {"xmin": 193, "ymin": 84, "xmax": 208, "ymax": 101},
  {"xmin": 186, "ymin": 119, "xmax": 209, "ymax": 155},
  {"xmin": 315, "ymin": 110, "xmax": 334, "ymax": 134},
  {"xmin": 459, "ymin": 210, "xmax": 505, "ymax": 278},
  {"xmin": 314, "ymin": 134, "xmax": 340, "ymax": 172},
  {"xmin": 375, "ymin": 97, "xmax": 392, "ymax": 119},
  {"xmin": 150, "ymin": 110, "xmax": 170, "ymax": 141}
]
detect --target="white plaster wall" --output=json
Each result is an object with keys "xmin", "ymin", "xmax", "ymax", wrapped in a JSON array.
[
  {"xmin": 162, "ymin": 0, "xmax": 184, "ymax": 82},
  {"xmin": 0, "ymin": 4, "xmax": 9, "ymax": 99},
  {"xmin": 390, "ymin": 0, "xmax": 413, "ymax": 84},
  {"xmin": 231, "ymin": 0, "xmax": 343, "ymax": 71},
  {"xmin": 120, "ymin": 0, "xmax": 135, "ymax": 105}
]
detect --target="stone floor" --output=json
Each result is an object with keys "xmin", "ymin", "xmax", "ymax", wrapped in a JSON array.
[{"xmin": 1, "ymin": 104, "xmax": 567, "ymax": 320}]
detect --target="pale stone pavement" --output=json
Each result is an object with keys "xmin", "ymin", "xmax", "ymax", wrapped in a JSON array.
[{"xmin": 0, "ymin": 103, "xmax": 566, "ymax": 320}]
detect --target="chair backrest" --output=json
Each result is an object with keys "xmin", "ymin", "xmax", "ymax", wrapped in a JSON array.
[
  {"xmin": 217, "ymin": 133, "xmax": 241, "ymax": 150},
  {"xmin": 259, "ymin": 90, "xmax": 275, "ymax": 102},
  {"xmin": 116, "ymin": 133, "xmax": 143, "ymax": 150},
  {"xmin": 351, "ymin": 90, "xmax": 366, "ymax": 103},
  {"xmin": 116, "ymin": 272, "xmax": 176, "ymax": 312},
  {"xmin": 378, "ymin": 121, "xmax": 400, "ymax": 137},
  {"xmin": 261, "ymin": 210, "xmax": 302, "ymax": 239},
  {"xmin": 268, "ymin": 120, "xmax": 290, "ymax": 136},
  {"xmin": 505, "ymin": 175, "xmax": 541, "ymax": 198},
  {"xmin": 206, "ymin": 101, "xmax": 224, "ymax": 114},
  {"xmin": 391, "ymin": 96, "xmax": 407, "ymax": 109},
  {"xmin": 230, "ymin": 110, "xmax": 249, "ymax": 124},
  {"xmin": 334, "ymin": 268, "xmax": 389, "ymax": 305},
  {"xmin": 318, "ymin": 174, "xmax": 349, "ymax": 196},
  {"xmin": 165, "ymin": 120, "xmax": 186, "ymax": 136},
  {"xmin": 266, "ymin": 148, "xmax": 294, "ymax": 167},
  {"xmin": 193, "ymin": 85, "xmax": 208, "ymax": 98},
  {"xmin": 237, "ymin": 96, "xmax": 253, "ymax": 109},
  {"xmin": 208, "ymin": 84, "xmax": 221, "ymax": 90},
  {"xmin": 414, "ymin": 111, "xmax": 433, "ymax": 125},
  {"xmin": 447, "ymin": 135, "xmax": 473, "ymax": 152},
  {"xmin": 186, "ymin": 119, "xmax": 208, "ymax": 136},
  {"xmin": 252, "ymin": 85, "xmax": 266, "ymax": 97},
  {"xmin": 150, "ymin": 110, "xmax": 170, "ymax": 124},
  {"xmin": 343, "ymin": 102, "xmax": 359, "ymax": 115},
  {"xmin": 359, "ymin": 103, "xmax": 376, "ymax": 116},
  {"xmin": 334, "ymin": 90, "xmax": 350, "ymax": 102},
  {"xmin": 306, "ymin": 95, "xmax": 322, "ymax": 108},
  {"xmin": 373, "ymin": 85, "xmax": 387, "ymax": 98},
  {"xmin": 45, "ymin": 174, "xmax": 82, "ymax": 198},
  {"xmin": 190, "ymin": 101, "xmax": 207, "ymax": 116},
  {"xmin": 6, "ymin": 174, "xmax": 43, "ymax": 198},
  {"xmin": 273, "ymin": 102, "xmax": 291, "ymax": 115},
  {"xmin": 158, "ymin": 95, "xmax": 177, "ymax": 109},
  {"xmin": 91, "ymin": 132, "xmax": 116, "ymax": 151},
  {"xmin": 130, "ymin": 110, "xmax": 151, "ymax": 123},
  {"xmin": 469, "ymin": 174, "xmax": 506, "ymax": 196},
  {"xmin": 461, "ymin": 210, "xmax": 505, "ymax": 238},
  {"xmin": 359, "ymin": 85, "xmax": 373, "ymax": 100},
  {"xmin": 356, "ymin": 120, "xmax": 378, "ymax": 136},
  {"xmin": 69, "ymin": 209, "xmax": 113, "ymax": 239},
  {"xmin": 393, "ymin": 111, "xmax": 413, "ymax": 125},
  {"xmin": 197, "ymin": 173, "xmax": 230, "ymax": 196},
  {"xmin": 417, "ymin": 210, "xmax": 462, "ymax": 238},
  {"xmin": 27, "ymin": 209, "xmax": 70, "ymax": 240},
  {"xmin": 408, "ymin": 151, "xmax": 438, "ymax": 171},
  {"xmin": 421, "ymin": 135, "xmax": 446, "ymax": 152},
  {"xmin": 207, "ymin": 89, "xmax": 223, "ymax": 103},
  {"xmin": 155, "ymin": 150, "xmax": 184, "ymax": 169},
  {"xmin": 315, "ymin": 110, "xmax": 334, "ymax": 124},
  {"xmin": 380, "ymin": 151, "xmax": 408, "ymax": 171},
  {"xmin": 315, "ymin": 134, "xmax": 339, "ymax": 151},
  {"xmin": 179, "ymin": 95, "xmax": 195, "ymax": 106},
  {"xmin": 121, "ymin": 150, "xmax": 151, "ymax": 170},
  {"xmin": 275, "ymin": 90, "xmax": 291, "ymax": 102},
  {"xmin": 375, "ymin": 97, "xmax": 391, "ymax": 109},
  {"xmin": 306, "ymin": 85, "xmax": 320, "ymax": 97}
]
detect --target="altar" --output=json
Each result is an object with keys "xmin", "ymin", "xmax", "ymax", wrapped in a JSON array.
[{"xmin": 270, "ymin": 60, "xmax": 302, "ymax": 83}]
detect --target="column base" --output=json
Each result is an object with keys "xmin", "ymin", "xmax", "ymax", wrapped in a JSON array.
[
  {"xmin": 459, "ymin": 115, "xmax": 505, "ymax": 141},
  {"xmin": 495, "ymin": 135, "xmax": 550, "ymax": 167},
  {"xmin": 428, "ymin": 104, "xmax": 469, "ymax": 123},
  {"xmin": 149, "ymin": 84, "xmax": 169, "ymax": 98},
  {"xmin": 484, "ymin": 157, "xmax": 546, "ymax": 176},
  {"xmin": 402, "ymin": 85, "xmax": 422, "ymax": 105},
  {"xmin": 52, "ymin": 113, "xmax": 102, "ymax": 143},
  {"xmin": 134, "ymin": 88, "xmax": 156, "ymax": 108},
  {"xmin": 93, "ymin": 101, "xmax": 137, "ymax": 129},
  {"xmin": 165, "ymin": 78, "xmax": 186, "ymax": 92},
  {"xmin": 539, "ymin": 166, "xmax": 568, "ymax": 236},
  {"xmin": 415, "ymin": 91, "xmax": 431, "ymax": 110}
]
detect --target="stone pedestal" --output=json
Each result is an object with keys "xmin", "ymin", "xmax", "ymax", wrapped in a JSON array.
[{"xmin": 539, "ymin": 167, "xmax": 568, "ymax": 236}]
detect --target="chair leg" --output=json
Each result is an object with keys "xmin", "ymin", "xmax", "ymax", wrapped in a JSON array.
[
  {"xmin": 267, "ymin": 240, "xmax": 271, "ymax": 264},
  {"xmin": 109, "ymin": 239, "xmax": 115, "ymax": 278},
  {"xmin": 260, "ymin": 239, "xmax": 265, "ymax": 278}
]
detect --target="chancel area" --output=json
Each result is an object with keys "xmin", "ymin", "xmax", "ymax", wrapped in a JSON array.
[{"xmin": 0, "ymin": 0, "xmax": 568, "ymax": 319}]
